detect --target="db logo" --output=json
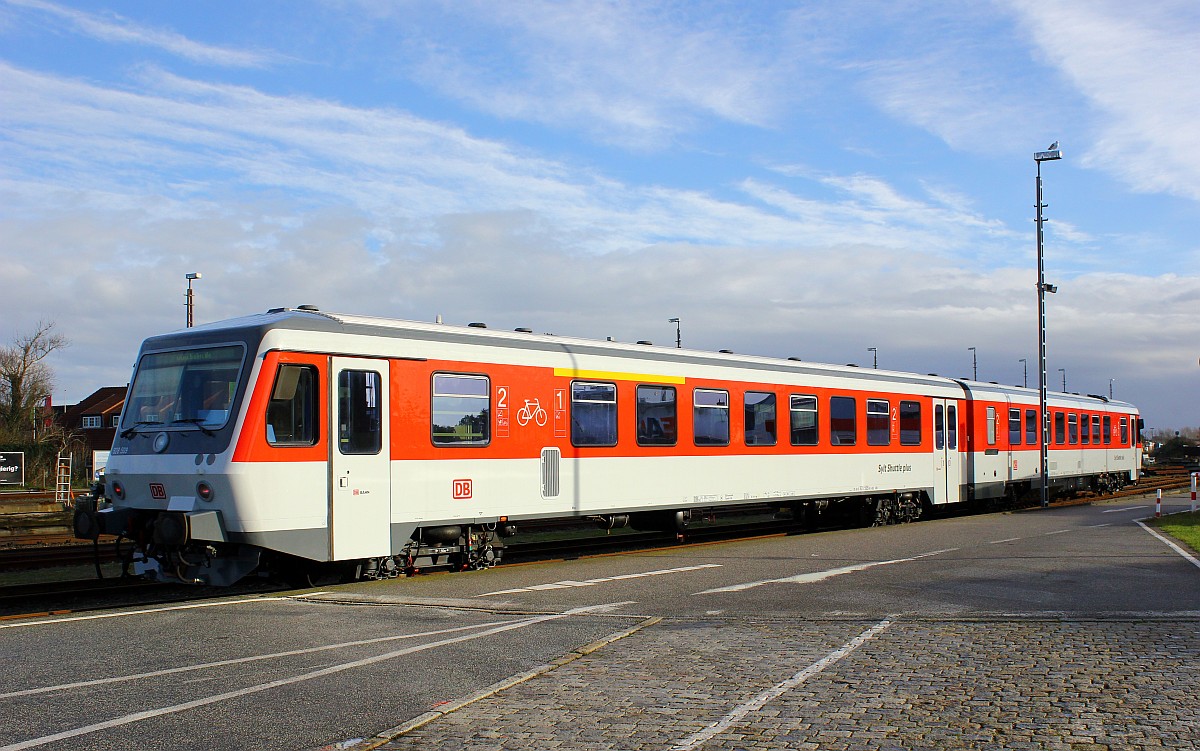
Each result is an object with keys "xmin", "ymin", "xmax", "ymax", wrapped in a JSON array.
[
  {"xmin": 149, "ymin": 483, "xmax": 166, "ymax": 500},
  {"xmin": 452, "ymin": 479, "xmax": 473, "ymax": 500}
]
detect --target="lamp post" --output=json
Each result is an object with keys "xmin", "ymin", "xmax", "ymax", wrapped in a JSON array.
[
  {"xmin": 968, "ymin": 347, "xmax": 977, "ymax": 381},
  {"xmin": 668, "ymin": 318, "xmax": 681, "ymax": 348},
  {"xmin": 1035, "ymin": 142, "xmax": 1063, "ymax": 508},
  {"xmin": 867, "ymin": 347, "xmax": 877, "ymax": 369},
  {"xmin": 1058, "ymin": 368, "xmax": 1067, "ymax": 392},
  {"xmin": 185, "ymin": 272, "xmax": 202, "ymax": 328},
  {"xmin": 1019, "ymin": 358, "xmax": 1028, "ymax": 388},
  {"xmin": 1109, "ymin": 378, "xmax": 1114, "ymax": 399}
]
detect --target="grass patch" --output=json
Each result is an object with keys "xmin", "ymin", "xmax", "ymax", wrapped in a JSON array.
[{"xmin": 1148, "ymin": 512, "xmax": 1200, "ymax": 553}]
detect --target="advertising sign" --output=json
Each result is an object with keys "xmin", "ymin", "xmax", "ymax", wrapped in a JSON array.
[
  {"xmin": 92, "ymin": 450, "xmax": 110, "ymax": 481},
  {"xmin": 0, "ymin": 452, "xmax": 24, "ymax": 485}
]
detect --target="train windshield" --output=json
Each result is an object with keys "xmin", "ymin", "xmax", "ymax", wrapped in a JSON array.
[{"xmin": 122, "ymin": 345, "xmax": 246, "ymax": 431}]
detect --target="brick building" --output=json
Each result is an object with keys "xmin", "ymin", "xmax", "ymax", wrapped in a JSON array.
[{"xmin": 55, "ymin": 386, "xmax": 126, "ymax": 480}]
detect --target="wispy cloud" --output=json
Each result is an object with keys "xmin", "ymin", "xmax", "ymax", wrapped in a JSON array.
[{"xmin": 3, "ymin": 0, "xmax": 277, "ymax": 67}]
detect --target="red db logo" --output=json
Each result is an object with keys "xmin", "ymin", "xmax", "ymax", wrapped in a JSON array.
[
  {"xmin": 149, "ymin": 483, "xmax": 166, "ymax": 500},
  {"xmin": 452, "ymin": 479, "xmax": 473, "ymax": 500}
]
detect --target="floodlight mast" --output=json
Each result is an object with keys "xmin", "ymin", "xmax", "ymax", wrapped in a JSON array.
[{"xmin": 1035, "ymin": 145, "xmax": 1062, "ymax": 508}]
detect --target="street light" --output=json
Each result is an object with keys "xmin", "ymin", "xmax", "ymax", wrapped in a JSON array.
[
  {"xmin": 185, "ymin": 272, "xmax": 202, "ymax": 328},
  {"xmin": 1109, "ymin": 378, "xmax": 1115, "ymax": 399},
  {"xmin": 867, "ymin": 347, "xmax": 877, "ymax": 369},
  {"xmin": 968, "ymin": 347, "xmax": 977, "ymax": 381},
  {"xmin": 1058, "ymin": 368, "xmax": 1067, "ymax": 392},
  {"xmin": 1019, "ymin": 358, "xmax": 1028, "ymax": 388},
  {"xmin": 668, "ymin": 318, "xmax": 681, "ymax": 348},
  {"xmin": 1035, "ymin": 141, "xmax": 1062, "ymax": 509}
]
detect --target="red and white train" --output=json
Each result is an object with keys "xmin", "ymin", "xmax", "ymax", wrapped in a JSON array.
[{"xmin": 74, "ymin": 307, "xmax": 1142, "ymax": 585}]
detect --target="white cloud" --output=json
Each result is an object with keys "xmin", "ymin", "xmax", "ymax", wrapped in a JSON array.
[{"xmin": 2, "ymin": 0, "xmax": 278, "ymax": 67}]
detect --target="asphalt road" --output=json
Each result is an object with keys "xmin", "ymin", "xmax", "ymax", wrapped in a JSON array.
[{"xmin": 1, "ymin": 492, "xmax": 1197, "ymax": 751}]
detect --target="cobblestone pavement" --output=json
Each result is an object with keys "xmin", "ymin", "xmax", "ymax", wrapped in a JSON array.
[{"xmin": 350, "ymin": 614, "xmax": 1200, "ymax": 751}]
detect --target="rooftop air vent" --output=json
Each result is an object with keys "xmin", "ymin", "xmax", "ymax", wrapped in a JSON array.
[
  {"xmin": 637, "ymin": 340, "xmax": 653, "ymax": 346},
  {"xmin": 787, "ymin": 357, "xmax": 802, "ymax": 361},
  {"xmin": 719, "ymin": 349, "xmax": 733, "ymax": 354},
  {"xmin": 514, "ymin": 327, "xmax": 533, "ymax": 333},
  {"xmin": 468, "ymin": 322, "xmax": 488, "ymax": 328},
  {"xmin": 297, "ymin": 304, "xmax": 320, "ymax": 312}
]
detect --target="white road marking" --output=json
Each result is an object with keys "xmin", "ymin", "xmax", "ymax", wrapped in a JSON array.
[
  {"xmin": 670, "ymin": 617, "xmax": 895, "ymax": 750},
  {"xmin": 1085, "ymin": 523, "xmax": 1112, "ymax": 529},
  {"xmin": 1102, "ymin": 505, "xmax": 1149, "ymax": 514},
  {"xmin": 1043, "ymin": 529, "xmax": 1072, "ymax": 536},
  {"xmin": 0, "ymin": 595, "xmax": 284, "ymax": 630},
  {"xmin": 476, "ymin": 563, "xmax": 722, "ymax": 597},
  {"xmin": 0, "ymin": 602, "xmax": 628, "ymax": 751},
  {"xmin": 0, "ymin": 618, "xmax": 511, "ymax": 700},
  {"xmin": 988, "ymin": 537, "xmax": 1022, "ymax": 544},
  {"xmin": 694, "ymin": 549, "xmax": 957, "ymax": 594},
  {"xmin": 1136, "ymin": 520, "xmax": 1200, "ymax": 570}
]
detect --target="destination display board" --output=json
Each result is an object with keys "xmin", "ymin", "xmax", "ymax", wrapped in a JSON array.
[{"xmin": 0, "ymin": 451, "xmax": 24, "ymax": 484}]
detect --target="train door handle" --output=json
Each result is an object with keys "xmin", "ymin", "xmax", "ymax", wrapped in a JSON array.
[{"xmin": 339, "ymin": 476, "xmax": 349, "ymax": 488}]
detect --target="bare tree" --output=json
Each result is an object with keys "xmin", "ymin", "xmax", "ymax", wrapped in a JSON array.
[{"xmin": 0, "ymin": 321, "xmax": 69, "ymax": 443}]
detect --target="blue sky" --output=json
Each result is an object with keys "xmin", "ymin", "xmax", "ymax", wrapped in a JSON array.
[{"xmin": 1, "ymin": 0, "xmax": 1198, "ymax": 430}]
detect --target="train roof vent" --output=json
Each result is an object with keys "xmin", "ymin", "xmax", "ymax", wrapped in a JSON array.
[
  {"xmin": 468, "ymin": 322, "xmax": 488, "ymax": 328},
  {"xmin": 787, "ymin": 357, "xmax": 802, "ymax": 361},
  {"xmin": 928, "ymin": 373, "xmax": 938, "ymax": 376},
  {"xmin": 637, "ymin": 340, "xmax": 653, "ymax": 345},
  {"xmin": 847, "ymin": 363, "xmax": 858, "ymax": 367},
  {"xmin": 719, "ymin": 349, "xmax": 733, "ymax": 354},
  {"xmin": 989, "ymin": 381, "xmax": 998, "ymax": 384},
  {"xmin": 514, "ymin": 327, "xmax": 533, "ymax": 333},
  {"xmin": 267, "ymin": 307, "xmax": 286, "ymax": 314},
  {"xmin": 296, "ymin": 304, "xmax": 320, "ymax": 312}
]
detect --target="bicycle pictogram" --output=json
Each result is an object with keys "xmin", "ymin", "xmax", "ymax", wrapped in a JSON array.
[{"xmin": 515, "ymin": 398, "xmax": 548, "ymax": 427}]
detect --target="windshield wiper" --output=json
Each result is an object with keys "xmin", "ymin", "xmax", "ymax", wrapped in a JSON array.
[
  {"xmin": 119, "ymin": 422, "xmax": 161, "ymax": 439},
  {"xmin": 173, "ymin": 418, "xmax": 216, "ymax": 436}
]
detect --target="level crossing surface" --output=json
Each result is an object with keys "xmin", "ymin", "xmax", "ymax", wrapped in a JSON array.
[{"xmin": 1, "ymin": 492, "xmax": 1198, "ymax": 751}]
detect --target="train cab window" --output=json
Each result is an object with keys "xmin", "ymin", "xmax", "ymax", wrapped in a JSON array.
[
  {"xmin": 431, "ymin": 374, "xmax": 490, "ymax": 446},
  {"xmin": 1068, "ymin": 413, "xmax": 1079, "ymax": 444},
  {"xmin": 744, "ymin": 391, "xmax": 777, "ymax": 446},
  {"xmin": 1054, "ymin": 412, "xmax": 1066, "ymax": 444},
  {"xmin": 338, "ymin": 370, "xmax": 382, "ymax": 455},
  {"xmin": 1025, "ymin": 409, "xmax": 1038, "ymax": 445},
  {"xmin": 867, "ymin": 400, "xmax": 890, "ymax": 446},
  {"xmin": 947, "ymin": 405, "xmax": 957, "ymax": 449},
  {"xmin": 899, "ymin": 401, "xmax": 921, "ymax": 445},
  {"xmin": 935, "ymin": 405, "xmax": 945, "ymax": 450},
  {"xmin": 1008, "ymin": 408, "xmax": 1021, "ymax": 446},
  {"xmin": 571, "ymin": 381, "xmax": 617, "ymax": 447},
  {"xmin": 830, "ymin": 396, "xmax": 856, "ymax": 446},
  {"xmin": 1103, "ymin": 415, "xmax": 1112, "ymax": 445},
  {"xmin": 1081, "ymin": 413, "xmax": 1090, "ymax": 444},
  {"xmin": 1092, "ymin": 415, "xmax": 1102, "ymax": 445},
  {"xmin": 1119, "ymin": 417, "xmax": 1128, "ymax": 445},
  {"xmin": 637, "ymin": 385, "xmax": 677, "ymax": 446},
  {"xmin": 266, "ymin": 364, "xmax": 318, "ymax": 446},
  {"xmin": 693, "ymin": 389, "xmax": 730, "ymax": 446},
  {"xmin": 790, "ymin": 394, "xmax": 819, "ymax": 446}
]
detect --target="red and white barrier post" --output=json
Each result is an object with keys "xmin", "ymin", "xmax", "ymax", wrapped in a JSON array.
[
  {"xmin": 1155, "ymin": 489, "xmax": 1162, "ymax": 518},
  {"xmin": 1191, "ymin": 472, "xmax": 1197, "ymax": 514}
]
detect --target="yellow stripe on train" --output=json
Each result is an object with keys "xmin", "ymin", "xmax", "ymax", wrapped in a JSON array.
[{"xmin": 553, "ymin": 367, "xmax": 686, "ymax": 384}]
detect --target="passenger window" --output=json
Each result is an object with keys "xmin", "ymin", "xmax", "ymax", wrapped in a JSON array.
[
  {"xmin": 1103, "ymin": 416, "xmax": 1111, "ymax": 445},
  {"xmin": 1068, "ymin": 413, "xmax": 1079, "ymax": 445},
  {"xmin": 867, "ymin": 400, "xmax": 889, "ymax": 446},
  {"xmin": 899, "ymin": 401, "xmax": 921, "ymax": 445},
  {"xmin": 1092, "ymin": 415, "xmax": 1101, "ymax": 445},
  {"xmin": 1025, "ymin": 409, "xmax": 1038, "ymax": 445},
  {"xmin": 1081, "ymin": 413, "xmax": 1090, "ymax": 444},
  {"xmin": 266, "ymin": 364, "xmax": 318, "ymax": 446},
  {"xmin": 744, "ymin": 391, "xmax": 777, "ymax": 446},
  {"xmin": 637, "ymin": 385, "xmax": 677, "ymax": 446},
  {"xmin": 431, "ymin": 374, "xmax": 490, "ymax": 446},
  {"xmin": 986, "ymin": 406, "xmax": 997, "ymax": 445},
  {"xmin": 693, "ymin": 389, "xmax": 730, "ymax": 446},
  {"xmin": 947, "ymin": 405, "xmax": 957, "ymax": 449},
  {"xmin": 790, "ymin": 394, "xmax": 818, "ymax": 446},
  {"xmin": 1009, "ymin": 408, "xmax": 1021, "ymax": 445},
  {"xmin": 830, "ymin": 396, "xmax": 856, "ymax": 446},
  {"xmin": 1119, "ymin": 417, "xmax": 1128, "ymax": 445},
  {"xmin": 338, "ymin": 370, "xmax": 382, "ymax": 455},
  {"xmin": 571, "ymin": 381, "xmax": 617, "ymax": 447},
  {"xmin": 1055, "ymin": 412, "xmax": 1066, "ymax": 444}
]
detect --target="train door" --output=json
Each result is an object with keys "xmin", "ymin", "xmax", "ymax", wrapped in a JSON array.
[
  {"xmin": 932, "ymin": 399, "xmax": 962, "ymax": 505},
  {"xmin": 329, "ymin": 357, "xmax": 391, "ymax": 560}
]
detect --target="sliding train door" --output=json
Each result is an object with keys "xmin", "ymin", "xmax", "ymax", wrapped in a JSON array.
[
  {"xmin": 329, "ymin": 357, "xmax": 391, "ymax": 560},
  {"xmin": 932, "ymin": 399, "xmax": 962, "ymax": 505}
]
